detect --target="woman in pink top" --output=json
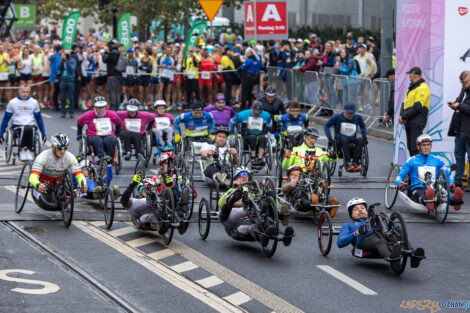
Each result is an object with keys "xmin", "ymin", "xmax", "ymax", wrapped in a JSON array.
[
  {"xmin": 116, "ymin": 99, "xmax": 155, "ymax": 160},
  {"xmin": 77, "ymin": 97, "xmax": 121, "ymax": 158},
  {"xmin": 151, "ymin": 100, "xmax": 175, "ymax": 150}
]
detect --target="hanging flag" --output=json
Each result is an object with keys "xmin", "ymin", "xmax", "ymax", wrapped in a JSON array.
[
  {"xmin": 118, "ymin": 13, "xmax": 131, "ymax": 50},
  {"xmin": 183, "ymin": 21, "xmax": 206, "ymax": 59},
  {"xmin": 62, "ymin": 11, "xmax": 81, "ymax": 50}
]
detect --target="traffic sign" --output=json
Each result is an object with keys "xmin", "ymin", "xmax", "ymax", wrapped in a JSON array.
[{"xmin": 199, "ymin": 0, "xmax": 223, "ymax": 22}]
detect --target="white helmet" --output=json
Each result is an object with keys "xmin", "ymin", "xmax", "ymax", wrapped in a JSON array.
[
  {"xmin": 153, "ymin": 100, "xmax": 166, "ymax": 108},
  {"xmin": 347, "ymin": 197, "xmax": 368, "ymax": 219}
]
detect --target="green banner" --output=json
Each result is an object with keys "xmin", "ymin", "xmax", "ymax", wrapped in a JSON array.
[
  {"xmin": 9, "ymin": 4, "xmax": 36, "ymax": 28},
  {"xmin": 183, "ymin": 22, "xmax": 206, "ymax": 59},
  {"xmin": 118, "ymin": 13, "xmax": 131, "ymax": 50},
  {"xmin": 62, "ymin": 11, "xmax": 81, "ymax": 50}
]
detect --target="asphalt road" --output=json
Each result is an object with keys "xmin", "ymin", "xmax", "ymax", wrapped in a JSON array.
[{"xmin": 0, "ymin": 110, "xmax": 469, "ymax": 313}]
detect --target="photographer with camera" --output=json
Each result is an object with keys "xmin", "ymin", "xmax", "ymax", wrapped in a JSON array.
[
  {"xmin": 57, "ymin": 44, "xmax": 79, "ymax": 118},
  {"xmin": 103, "ymin": 40, "xmax": 122, "ymax": 110}
]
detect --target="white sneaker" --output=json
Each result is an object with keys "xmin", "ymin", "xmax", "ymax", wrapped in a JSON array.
[{"xmin": 19, "ymin": 150, "xmax": 27, "ymax": 161}]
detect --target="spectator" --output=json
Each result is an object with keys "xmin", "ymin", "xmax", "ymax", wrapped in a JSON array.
[
  {"xmin": 335, "ymin": 49, "xmax": 359, "ymax": 105},
  {"xmin": 295, "ymin": 50, "xmax": 322, "ymax": 107},
  {"xmin": 321, "ymin": 41, "xmax": 338, "ymax": 109},
  {"xmin": 240, "ymin": 49, "xmax": 261, "ymax": 110},
  {"xmin": 399, "ymin": 67, "xmax": 430, "ymax": 156},
  {"xmin": 382, "ymin": 68, "xmax": 395, "ymax": 125},
  {"xmin": 102, "ymin": 40, "xmax": 121, "ymax": 110},
  {"xmin": 57, "ymin": 45, "xmax": 78, "ymax": 118}
]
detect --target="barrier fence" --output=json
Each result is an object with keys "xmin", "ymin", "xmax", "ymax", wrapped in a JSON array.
[{"xmin": 267, "ymin": 66, "xmax": 392, "ymax": 129}]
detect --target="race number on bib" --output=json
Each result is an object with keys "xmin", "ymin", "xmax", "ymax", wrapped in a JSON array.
[
  {"xmin": 287, "ymin": 125, "xmax": 303, "ymax": 134},
  {"xmin": 340, "ymin": 122, "xmax": 357, "ymax": 137},
  {"xmin": 201, "ymin": 71, "xmax": 210, "ymax": 80},
  {"xmin": 186, "ymin": 71, "xmax": 195, "ymax": 79},
  {"xmin": 94, "ymin": 118, "xmax": 112, "ymax": 136},
  {"xmin": 126, "ymin": 66, "xmax": 135, "ymax": 75},
  {"xmin": 161, "ymin": 69, "xmax": 172, "ymax": 79},
  {"xmin": 155, "ymin": 117, "xmax": 171, "ymax": 130},
  {"xmin": 125, "ymin": 119, "xmax": 142, "ymax": 133},
  {"xmin": 247, "ymin": 117, "xmax": 263, "ymax": 131},
  {"xmin": 417, "ymin": 166, "xmax": 436, "ymax": 181}
]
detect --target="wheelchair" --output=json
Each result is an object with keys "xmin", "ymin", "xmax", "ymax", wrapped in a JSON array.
[
  {"xmin": 384, "ymin": 164, "xmax": 450, "ymax": 224},
  {"xmin": 319, "ymin": 202, "xmax": 420, "ymax": 276},
  {"xmin": 15, "ymin": 161, "xmax": 76, "ymax": 228},
  {"xmin": 150, "ymin": 130, "xmax": 175, "ymax": 165},
  {"xmin": 4, "ymin": 125, "xmax": 42, "ymax": 164},
  {"xmin": 326, "ymin": 139, "xmax": 369, "ymax": 177},
  {"xmin": 195, "ymin": 144, "xmax": 236, "ymax": 188}
]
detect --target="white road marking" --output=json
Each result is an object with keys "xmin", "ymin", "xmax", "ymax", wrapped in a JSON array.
[
  {"xmin": 224, "ymin": 291, "xmax": 252, "ymax": 306},
  {"xmin": 41, "ymin": 113, "xmax": 52, "ymax": 118},
  {"xmin": 170, "ymin": 261, "xmax": 198, "ymax": 273},
  {"xmin": 108, "ymin": 226, "xmax": 136, "ymax": 237},
  {"xmin": 195, "ymin": 275, "xmax": 224, "ymax": 289},
  {"xmin": 88, "ymin": 221, "xmax": 105, "ymax": 227},
  {"xmin": 75, "ymin": 221, "xmax": 245, "ymax": 313},
  {"xmin": 147, "ymin": 249, "xmax": 176, "ymax": 260},
  {"xmin": 317, "ymin": 265, "xmax": 377, "ymax": 295},
  {"xmin": 71, "ymin": 126, "xmax": 77, "ymax": 130},
  {"xmin": 125, "ymin": 236, "xmax": 157, "ymax": 248},
  {"xmin": 0, "ymin": 269, "xmax": 60, "ymax": 295}
]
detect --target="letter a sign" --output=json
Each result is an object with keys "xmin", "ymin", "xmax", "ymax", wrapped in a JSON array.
[
  {"xmin": 244, "ymin": 1, "xmax": 287, "ymax": 41},
  {"xmin": 199, "ymin": 0, "xmax": 223, "ymax": 22}
]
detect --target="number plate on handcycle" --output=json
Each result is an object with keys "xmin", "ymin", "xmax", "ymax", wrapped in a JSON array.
[
  {"xmin": 354, "ymin": 248, "xmax": 364, "ymax": 257},
  {"xmin": 418, "ymin": 166, "xmax": 436, "ymax": 181},
  {"xmin": 287, "ymin": 125, "xmax": 303, "ymax": 135},
  {"xmin": 192, "ymin": 142, "xmax": 205, "ymax": 155}
]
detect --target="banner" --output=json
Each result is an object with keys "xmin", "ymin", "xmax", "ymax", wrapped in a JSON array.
[
  {"xmin": 7, "ymin": 4, "xmax": 36, "ymax": 28},
  {"xmin": 118, "ymin": 13, "xmax": 131, "ymax": 50},
  {"xmin": 183, "ymin": 22, "xmax": 206, "ymax": 59},
  {"xmin": 244, "ymin": 1, "xmax": 287, "ymax": 41},
  {"xmin": 61, "ymin": 11, "xmax": 81, "ymax": 50}
]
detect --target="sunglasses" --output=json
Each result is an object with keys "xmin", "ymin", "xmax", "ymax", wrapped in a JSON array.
[
  {"xmin": 56, "ymin": 147, "xmax": 67, "ymax": 151},
  {"xmin": 237, "ymin": 172, "xmax": 249, "ymax": 178}
]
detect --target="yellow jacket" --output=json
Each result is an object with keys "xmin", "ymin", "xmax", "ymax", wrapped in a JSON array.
[{"xmin": 400, "ymin": 79, "xmax": 430, "ymax": 128}]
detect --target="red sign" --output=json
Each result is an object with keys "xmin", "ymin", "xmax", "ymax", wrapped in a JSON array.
[
  {"xmin": 244, "ymin": 1, "xmax": 287, "ymax": 39},
  {"xmin": 458, "ymin": 6, "xmax": 468, "ymax": 16}
]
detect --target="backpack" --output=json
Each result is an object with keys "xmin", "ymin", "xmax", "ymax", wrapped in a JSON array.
[{"xmin": 354, "ymin": 59, "xmax": 361, "ymax": 75}]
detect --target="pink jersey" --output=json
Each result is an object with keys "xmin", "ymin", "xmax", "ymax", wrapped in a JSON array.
[
  {"xmin": 116, "ymin": 111, "xmax": 155, "ymax": 135},
  {"xmin": 77, "ymin": 110, "xmax": 122, "ymax": 137},
  {"xmin": 152, "ymin": 113, "xmax": 174, "ymax": 130}
]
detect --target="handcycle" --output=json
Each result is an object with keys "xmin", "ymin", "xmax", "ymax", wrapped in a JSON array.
[
  {"xmin": 198, "ymin": 180, "xmax": 291, "ymax": 257},
  {"xmin": 318, "ymin": 202, "xmax": 420, "ymax": 276},
  {"xmin": 4, "ymin": 125, "xmax": 43, "ymax": 165},
  {"xmin": 15, "ymin": 161, "xmax": 76, "ymax": 228},
  {"xmin": 117, "ymin": 130, "xmax": 152, "ymax": 167},
  {"xmin": 196, "ymin": 144, "xmax": 236, "ymax": 187},
  {"xmin": 384, "ymin": 164, "xmax": 450, "ymax": 224},
  {"xmin": 325, "ymin": 139, "xmax": 369, "ymax": 177}
]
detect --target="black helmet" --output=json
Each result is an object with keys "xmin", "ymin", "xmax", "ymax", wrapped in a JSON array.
[
  {"xmin": 93, "ymin": 96, "xmax": 107, "ymax": 108},
  {"xmin": 265, "ymin": 85, "xmax": 276, "ymax": 97},
  {"xmin": 214, "ymin": 126, "xmax": 230, "ymax": 135},
  {"xmin": 303, "ymin": 127, "xmax": 320, "ymax": 138},
  {"xmin": 50, "ymin": 133, "xmax": 70, "ymax": 149}
]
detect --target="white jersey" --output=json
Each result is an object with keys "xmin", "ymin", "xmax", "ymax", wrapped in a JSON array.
[
  {"xmin": 32, "ymin": 150, "xmax": 81, "ymax": 179},
  {"xmin": 6, "ymin": 96, "xmax": 40, "ymax": 126},
  {"xmin": 19, "ymin": 56, "xmax": 32, "ymax": 74},
  {"xmin": 201, "ymin": 143, "xmax": 230, "ymax": 168}
]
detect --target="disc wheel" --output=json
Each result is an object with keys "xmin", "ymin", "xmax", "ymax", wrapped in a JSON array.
[
  {"xmin": 318, "ymin": 211, "xmax": 333, "ymax": 256},
  {"xmin": 161, "ymin": 188, "xmax": 175, "ymax": 245},
  {"xmin": 61, "ymin": 170, "xmax": 75, "ymax": 228},
  {"xmin": 389, "ymin": 211, "xmax": 409, "ymax": 276},
  {"xmin": 103, "ymin": 187, "xmax": 115, "ymax": 229},
  {"xmin": 259, "ymin": 196, "xmax": 279, "ymax": 257},
  {"xmin": 385, "ymin": 164, "xmax": 400, "ymax": 210},
  {"xmin": 435, "ymin": 170, "xmax": 450, "ymax": 224},
  {"xmin": 15, "ymin": 161, "xmax": 32, "ymax": 213},
  {"xmin": 198, "ymin": 197, "xmax": 211, "ymax": 240}
]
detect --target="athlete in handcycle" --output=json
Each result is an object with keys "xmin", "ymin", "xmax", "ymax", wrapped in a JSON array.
[
  {"xmin": 335, "ymin": 197, "xmax": 425, "ymax": 276},
  {"xmin": 274, "ymin": 100, "xmax": 308, "ymax": 152},
  {"xmin": 15, "ymin": 133, "xmax": 87, "ymax": 228},
  {"xmin": 199, "ymin": 166, "xmax": 294, "ymax": 257},
  {"xmin": 324, "ymin": 102, "xmax": 369, "ymax": 176},
  {"xmin": 151, "ymin": 100, "xmax": 175, "ymax": 159},
  {"xmin": 386, "ymin": 134, "xmax": 463, "ymax": 223}
]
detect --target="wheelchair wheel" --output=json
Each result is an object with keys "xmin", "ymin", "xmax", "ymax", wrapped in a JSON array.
[
  {"xmin": 318, "ymin": 211, "xmax": 333, "ymax": 256},
  {"xmin": 134, "ymin": 154, "xmax": 146, "ymax": 178},
  {"xmin": 97, "ymin": 159, "xmax": 109, "ymax": 208},
  {"xmin": 4, "ymin": 128, "xmax": 13, "ymax": 164},
  {"xmin": 61, "ymin": 170, "xmax": 75, "ymax": 228},
  {"xmin": 15, "ymin": 161, "xmax": 32, "ymax": 213},
  {"xmin": 34, "ymin": 132, "xmax": 42, "ymax": 157},
  {"xmin": 103, "ymin": 187, "xmax": 115, "ymax": 229},
  {"xmin": 144, "ymin": 133, "xmax": 152, "ymax": 165},
  {"xmin": 385, "ymin": 164, "xmax": 400, "ymax": 210},
  {"xmin": 263, "ymin": 177, "xmax": 276, "ymax": 196},
  {"xmin": 259, "ymin": 196, "xmax": 279, "ymax": 257},
  {"xmin": 198, "ymin": 197, "xmax": 211, "ymax": 240},
  {"xmin": 326, "ymin": 160, "xmax": 337, "ymax": 178},
  {"xmin": 389, "ymin": 212, "xmax": 409, "ymax": 276},
  {"xmin": 161, "ymin": 188, "xmax": 175, "ymax": 245},
  {"xmin": 114, "ymin": 138, "xmax": 122, "ymax": 175},
  {"xmin": 265, "ymin": 140, "xmax": 274, "ymax": 175},
  {"xmin": 314, "ymin": 159, "xmax": 330, "ymax": 202},
  {"xmin": 209, "ymin": 181, "xmax": 220, "ymax": 212},
  {"xmin": 360, "ymin": 145, "xmax": 369, "ymax": 177},
  {"xmin": 435, "ymin": 170, "xmax": 450, "ymax": 224}
]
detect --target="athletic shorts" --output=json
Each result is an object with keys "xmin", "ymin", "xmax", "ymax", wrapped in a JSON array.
[
  {"xmin": 212, "ymin": 73, "xmax": 224, "ymax": 84},
  {"xmin": 199, "ymin": 78, "xmax": 212, "ymax": 87},
  {"xmin": 97, "ymin": 76, "xmax": 107, "ymax": 86},
  {"xmin": 0, "ymin": 72, "xmax": 9, "ymax": 83},
  {"xmin": 42, "ymin": 76, "xmax": 50, "ymax": 83},
  {"xmin": 8, "ymin": 75, "xmax": 18, "ymax": 85},
  {"xmin": 160, "ymin": 77, "xmax": 171, "ymax": 86},
  {"xmin": 173, "ymin": 75, "xmax": 183, "ymax": 84},
  {"xmin": 125, "ymin": 77, "xmax": 137, "ymax": 87},
  {"xmin": 20, "ymin": 73, "xmax": 32, "ymax": 82},
  {"xmin": 32, "ymin": 75, "xmax": 42, "ymax": 83},
  {"xmin": 81, "ymin": 76, "xmax": 90, "ymax": 87},
  {"xmin": 138, "ymin": 75, "xmax": 151, "ymax": 87},
  {"xmin": 151, "ymin": 77, "xmax": 159, "ymax": 84}
]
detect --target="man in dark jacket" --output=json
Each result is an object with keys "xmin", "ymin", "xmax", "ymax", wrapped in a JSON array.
[
  {"xmin": 103, "ymin": 40, "xmax": 122, "ymax": 110},
  {"xmin": 58, "ymin": 45, "xmax": 78, "ymax": 118},
  {"xmin": 399, "ymin": 67, "xmax": 431, "ymax": 156},
  {"xmin": 448, "ymin": 71, "xmax": 470, "ymax": 187}
]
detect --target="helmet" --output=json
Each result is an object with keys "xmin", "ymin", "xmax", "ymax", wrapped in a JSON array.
[
  {"xmin": 127, "ymin": 99, "xmax": 139, "ymax": 112},
  {"xmin": 287, "ymin": 165, "xmax": 303, "ymax": 176},
  {"xmin": 214, "ymin": 126, "xmax": 230, "ymax": 135},
  {"xmin": 159, "ymin": 151, "xmax": 175, "ymax": 166},
  {"xmin": 265, "ymin": 85, "xmax": 276, "ymax": 97},
  {"xmin": 142, "ymin": 178, "xmax": 156, "ymax": 188},
  {"xmin": 303, "ymin": 127, "xmax": 320, "ymax": 138},
  {"xmin": 93, "ymin": 96, "xmax": 107, "ymax": 108},
  {"xmin": 50, "ymin": 133, "xmax": 70, "ymax": 149},
  {"xmin": 128, "ymin": 98, "xmax": 140, "ymax": 107},
  {"xmin": 234, "ymin": 166, "xmax": 251, "ymax": 179},
  {"xmin": 347, "ymin": 197, "xmax": 368, "ymax": 219},
  {"xmin": 153, "ymin": 100, "xmax": 166, "ymax": 107},
  {"xmin": 416, "ymin": 134, "xmax": 432, "ymax": 145}
]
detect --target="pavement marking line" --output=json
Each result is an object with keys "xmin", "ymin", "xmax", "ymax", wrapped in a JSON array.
[
  {"xmin": 223, "ymin": 291, "xmax": 252, "ymax": 306},
  {"xmin": 108, "ymin": 226, "xmax": 137, "ymax": 237},
  {"xmin": 41, "ymin": 113, "xmax": 52, "ymax": 118},
  {"xmin": 126, "ymin": 236, "xmax": 157, "ymax": 248},
  {"xmin": 147, "ymin": 249, "xmax": 176, "ymax": 260},
  {"xmin": 170, "ymin": 261, "xmax": 199, "ymax": 273},
  {"xmin": 89, "ymin": 221, "xmax": 106, "ymax": 227},
  {"xmin": 195, "ymin": 275, "xmax": 224, "ymax": 289},
  {"xmin": 75, "ymin": 221, "xmax": 246, "ymax": 313},
  {"xmin": 149, "ymin": 238, "xmax": 305, "ymax": 313},
  {"xmin": 317, "ymin": 265, "xmax": 377, "ymax": 295},
  {"xmin": 71, "ymin": 126, "xmax": 77, "ymax": 130}
]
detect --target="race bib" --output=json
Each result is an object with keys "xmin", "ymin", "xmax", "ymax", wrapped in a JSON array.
[
  {"xmin": 126, "ymin": 66, "xmax": 135, "ymax": 75},
  {"xmin": 186, "ymin": 70, "xmax": 195, "ymax": 79},
  {"xmin": 217, "ymin": 65, "xmax": 222, "ymax": 72},
  {"xmin": 340, "ymin": 122, "xmax": 357, "ymax": 137},
  {"xmin": 161, "ymin": 68, "xmax": 172, "ymax": 79},
  {"xmin": 247, "ymin": 117, "xmax": 263, "ymax": 131},
  {"xmin": 201, "ymin": 71, "xmax": 210, "ymax": 80},
  {"xmin": 0, "ymin": 72, "xmax": 8, "ymax": 80},
  {"xmin": 287, "ymin": 125, "xmax": 303, "ymax": 134},
  {"xmin": 155, "ymin": 117, "xmax": 171, "ymax": 130},
  {"xmin": 94, "ymin": 118, "xmax": 112, "ymax": 136},
  {"xmin": 125, "ymin": 119, "xmax": 141, "ymax": 133},
  {"xmin": 354, "ymin": 248, "xmax": 363, "ymax": 258},
  {"xmin": 152, "ymin": 64, "xmax": 158, "ymax": 73},
  {"xmin": 417, "ymin": 166, "xmax": 436, "ymax": 181}
]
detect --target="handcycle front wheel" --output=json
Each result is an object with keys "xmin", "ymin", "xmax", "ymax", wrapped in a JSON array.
[
  {"xmin": 97, "ymin": 158, "xmax": 109, "ymax": 208},
  {"xmin": 61, "ymin": 170, "xmax": 75, "ymax": 228},
  {"xmin": 15, "ymin": 161, "xmax": 32, "ymax": 213},
  {"xmin": 134, "ymin": 154, "xmax": 147, "ymax": 178},
  {"xmin": 5, "ymin": 128, "xmax": 13, "ymax": 164},
  {"xmin": 161, "ymin": 188, "xmax": 175, "ymax": 245},
  {"xmin": 198, "ymin": 197, "xmax": 211, "ymax": 240},
  {"xmin": 389, "ymin": 211, "xmax": 409, "ymax": 276},
  {"xmin": 385, "ymin": 164, "xmax": 400, "ymax": 210},
  {"xmin": 259, "ymin": 196, "xmax": 279, "ymax": 257},
  {"xmin": 435, "ymin": 170, "xmax": 450, "ymax": 224},
  {"xmin": 103, "ymin": 187, "xmax": 115, "ymax": 229},
  {"xmin": 318, "ymin": 211, "xmax": 333, "ymax": 256},
  {"xmin": 360, "ymin": 144, "xmax": 369, "ymax": 177}
]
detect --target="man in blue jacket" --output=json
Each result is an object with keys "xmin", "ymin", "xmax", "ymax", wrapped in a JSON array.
[
  {"xmin": 324, "ymin": 102, "xmax": 367, "ymax": 172},
  {"xmin": 58, "ymin": 44, "xmax": 78, "ymax": 118},
  {"xmin": 240, "ymin": 49, "xmax": 262, "ymax": 110},
  {"xmin": 49, "ymin": 45, "xmax": 63, "ymax": 111}
]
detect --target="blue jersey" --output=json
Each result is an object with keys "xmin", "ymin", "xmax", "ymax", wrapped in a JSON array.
[
  {"xmin": 274, "ymin": 113, "xmax": 308, "ymax": 133},
  {"xmin": 174, "ymin": 111, "xmax": 215, "ymax": 137},
  {"xmin": 337, "ymin": 220, "xmax": 375, "ymax": 249},
  {"xmin": 396, "ymin": 154, "xmax": 453, "ymax": 191},
  {"xmin": 73, "ymin": 164, "xmax": 113, "ymax": 196},
  {"xmin": 324, "ymin": 113, "xmax": 367, "ymax": 141},
  {"xmin": 230, "ymin": 109, "xmax": 272, "ymax": 136}
]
